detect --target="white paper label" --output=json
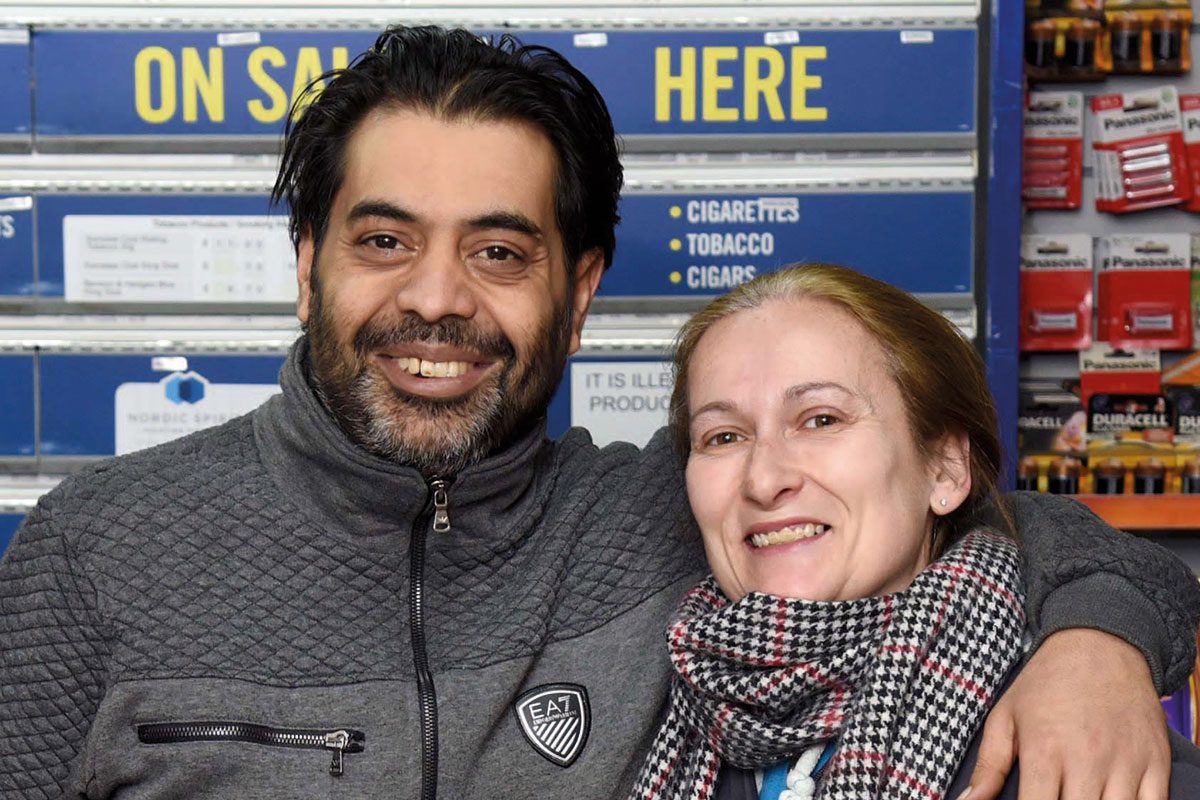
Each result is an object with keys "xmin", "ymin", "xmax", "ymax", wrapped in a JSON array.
[
  {"xmin": 0, "ymin": 196, "xmax": 32, "ymax": 212},
  {"xmin": 764, "ymin": 30, "xmax": 801, "ymax": 46},
  {"xmin": 570, "ymin": 361, "xmax": 672, "ymax": 448},
  {"xmin": 900, "ymin": 30, "xmax": 935, "ymax": 45},
  {"xmin": 151, "ymin": 356, "xmax": 189, "ymax": 372},
  {"xmin": 573, "ymin": 32, "xmax": 608, "ymax": 48},
  {"xmin": 217, "ymin": 31, "xmax": 261, "ymax": 47},
  {"xmin": 64, "ymin": 215, "xmax": 296, "ymax": 303},
  {"xmin": 0, "ymin": 29, "xmax": 30, "ymax": 45},
  {"xmin": 115, "ymin": 371, "xmax": 280, "ymax": 455}
]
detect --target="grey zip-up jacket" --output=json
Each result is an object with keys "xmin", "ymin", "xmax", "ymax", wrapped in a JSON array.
[{"xmin": 2, "ymin": 341, "xmax": 1199, "ymax": 799}]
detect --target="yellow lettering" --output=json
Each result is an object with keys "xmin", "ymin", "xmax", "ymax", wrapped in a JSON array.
[
  {"xmin": 332, "ymin": 47, "xmax": 349, "ymax": 70},
  {"xmin": 181, "ymin": 47, "xmax": 224, "ymax": 123},
  {"xmin": 134, "ymin": 46, "xmax": 176, "ymax": 125},
  {"xmin": 789, "ymin": 46, "xmax": 828, "ymax": 122},
  {"xmin": 246, "ymin": 47, "xmax": 288, "ymax": 124},
  {"xmin": 743, "ymin": 47, "xmax": 785, "ymax": 122},
  {"xmin": 290, "ymin": 47, "xmax": 327, "ymax": 121},
  {"xmin": 654, "ymin": 47, "xmax": 695, "ymax": 122},
  {"xmin": 701, "ymin": 47, "xmax": 739, "ymax": 122}
]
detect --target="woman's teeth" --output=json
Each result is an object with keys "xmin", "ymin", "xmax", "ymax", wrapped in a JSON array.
[
  {"xmin": 394, "ymin": 357, "xmax": 472, "ymax": 378},
  {"xmin": 749, "ymin": 523, "xmax": 829, "ymax": 548}
]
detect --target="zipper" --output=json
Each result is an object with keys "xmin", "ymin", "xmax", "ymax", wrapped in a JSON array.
[
  {"xmin": 136, "ymin": 721, "xmax": 365, "ymax": 777},
  {"xmin": 410, "ymin": 476, "xmax": 450, "ymax": 800}
]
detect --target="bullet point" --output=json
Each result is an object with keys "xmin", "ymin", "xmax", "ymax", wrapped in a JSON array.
[
  {"xmin": 669, "ymin": 271, "xmax": 682, "ymax": 284},
  {"xmin": 669, "ymin": 239, "xmax": 682, "ymax": 251},
  {"xmin": 669, "ymin": 206, "xmax": 682, "ymax": 218}
]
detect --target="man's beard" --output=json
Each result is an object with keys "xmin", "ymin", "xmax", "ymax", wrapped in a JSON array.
[{"xmin": 305, "ymin": 275, "xmax": 572, "ymax": 477}]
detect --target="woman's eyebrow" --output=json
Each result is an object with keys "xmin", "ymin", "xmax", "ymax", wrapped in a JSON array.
[
  {"xmin": 689, "ymin": 400, "xmax": 737, "ymax": 423},
  {"xmin": 783, "ymin": 381, "xmax": 853, "ymax": 401}
]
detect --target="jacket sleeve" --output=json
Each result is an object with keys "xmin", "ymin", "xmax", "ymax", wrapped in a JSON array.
[
  {"xmin": 1002, "ymin": 490, "xmax": 1200, "ymax": 694},
  {"xmin": 0, "ymin": 492, "xmax": 108, "ymax": 799}
]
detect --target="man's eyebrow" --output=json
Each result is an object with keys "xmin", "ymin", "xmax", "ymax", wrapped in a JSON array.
[
  {"xmin": 346, "ymin": 200, "xmax": 419, "ymax": 225},
  {"xmin": 467, "ymin": 211, "xmax": 543, "ymax": 239}
]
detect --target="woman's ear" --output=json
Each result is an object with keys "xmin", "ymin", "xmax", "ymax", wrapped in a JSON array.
[{"xmin": 929, "ymin": 432, "xmax": 972, "ymax": 516}]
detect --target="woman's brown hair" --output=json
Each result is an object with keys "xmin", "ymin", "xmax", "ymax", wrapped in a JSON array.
[{"xmin": 668, "ymin": 263, "xmax": 1010, "ymax": 557}]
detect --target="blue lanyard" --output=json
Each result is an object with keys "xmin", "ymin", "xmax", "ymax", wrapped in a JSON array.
[{"xmin": 757, "ymin": 742, "xmax": 836, "ymax": 800}]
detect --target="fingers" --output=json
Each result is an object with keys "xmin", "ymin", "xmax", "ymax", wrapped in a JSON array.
[
  {"xmin": 1015, "ymin": 746, "xmax": 1063, "ymax": 800},
  {"xmin": 968, "ymin": 707, "xmax": 1017, "ymax": 800},
  {"xmin": 1132, "ymin": 740, "xmax": 1171, "ymax": 800}
]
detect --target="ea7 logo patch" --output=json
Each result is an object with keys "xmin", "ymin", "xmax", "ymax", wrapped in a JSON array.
[{"xmin": 514, "ymin": 683, "xmax": 591, "ymax": 767}]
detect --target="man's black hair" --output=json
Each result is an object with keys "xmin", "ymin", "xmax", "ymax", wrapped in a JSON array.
[{"xmin": 272, "ymin": 25, "xmax": 623, "ymax": 271}]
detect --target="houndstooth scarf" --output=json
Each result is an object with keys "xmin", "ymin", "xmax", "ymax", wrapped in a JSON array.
[{"xmin": 629, "ymin": 529, "xmax": 1026, "ymax": 800}]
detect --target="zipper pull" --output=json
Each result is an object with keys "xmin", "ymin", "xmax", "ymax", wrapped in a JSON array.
[
  {"xmin": 325, "ymin": 730, "xmax": 353, "ymax": 777},
  {"xmin": 430, "ymin": 478, "xmax": 450, "ymax": 533}
]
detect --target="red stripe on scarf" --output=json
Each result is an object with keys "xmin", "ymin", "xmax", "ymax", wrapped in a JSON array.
[
  {"xmin": 928, "ymin": 562, "xmax": 1024, "ymax": 615},
  {"xmin": 642, "ymin": 742, "xmax": 686, "ymax": 800},
  {"xmin": 699, "ymin": 706, "xmax": 735, "ymax": 800},
  {"xmin": 828, "ymin": 750, "xmax": 943, "ymax": 799},
  {"xmin": 922, "ymin": 657, "xmax": 991, "ymax": 702}
]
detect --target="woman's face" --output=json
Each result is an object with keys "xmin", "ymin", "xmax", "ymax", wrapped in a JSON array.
[{"xmin": 684, "ymin": 296, "xmax": 963, "ymax": 602}]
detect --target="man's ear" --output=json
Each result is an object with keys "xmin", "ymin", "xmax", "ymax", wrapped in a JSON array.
[
  {"xmin": 296, "ymin": 230, "xmax": 314, "ymax": 325},
  {"xmin": 567, "ymin": 248, "xmax": 605, "ymax": 356},
  {"xmin": 929, "ymin": 431, "xmax": 972, "ymax": 516}
]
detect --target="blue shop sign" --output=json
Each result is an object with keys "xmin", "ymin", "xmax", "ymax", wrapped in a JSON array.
[
  {"xmin": 0, "ymin": 196, "xmax": 35, "ymax": 296},
  {"xmin": 0, "ymin": 30, "xmax": 32, "ymax": 143},
  {"xmin": 604, "ymin": 191, "xmax": 974, "ymax": 297},
  {"xmin": 33, "ymin": 27, "xmax": 975, "ymax": 142},
  {"xmin": 0, "ymin": 355, "xmax": 36, "ymax": 457},
  {"xmin": 0, "ymin": 514, "xmax": 23, "ymax": 558},
  {"xmin": 39, "ymin": 354, "xmax": 285, "ymax": 456}
]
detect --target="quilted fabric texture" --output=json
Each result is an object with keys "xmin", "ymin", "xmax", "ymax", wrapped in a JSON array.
[
  {"xmin": 2, "ymin": 344, "xmax": 1198, "ymax": 797},
  {"xmin": 0, "ymin": 408, "xmax": 704, "ymax": 796}
]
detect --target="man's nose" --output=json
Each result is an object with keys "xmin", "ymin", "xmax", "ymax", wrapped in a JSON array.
[
  {"xmin": 400, "ymin": 245, "xmax": 478, "ymax": 322},
  {"xmin": 742, "ymin": 436, "xmax": 804, "ymax": 509}
]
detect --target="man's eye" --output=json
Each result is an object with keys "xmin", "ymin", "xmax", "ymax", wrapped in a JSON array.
[
  {"xmin": 479, "ymin": 245, "xmax": 521, "ymax": 261},
  {"xmin": 365, "ymin": 234, "xmax": 401, "ymax": 250}
]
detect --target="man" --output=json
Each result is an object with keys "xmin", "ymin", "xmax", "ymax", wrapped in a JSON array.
[{"xmin": 1, "ymin": 26, "xmax": 1197, "ymax": 800}]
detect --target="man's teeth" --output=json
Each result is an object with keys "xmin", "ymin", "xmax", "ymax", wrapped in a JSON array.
[
  {"xmin": 394, "ymin": 357, "xmax": 472, "ymax": 378},
  {"xmin": 749, "ymin": 524, "xmax": 829, "ymax": 548}
]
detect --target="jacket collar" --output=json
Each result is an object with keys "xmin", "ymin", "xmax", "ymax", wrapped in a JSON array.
[{"xmin": 254, "ymin": 337, "xmax": 552, "ymax": 550}]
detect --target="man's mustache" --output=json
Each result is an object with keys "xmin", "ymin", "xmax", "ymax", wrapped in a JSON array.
[{"xmin": 353, "ymin": 312, "xmax": 515, "ymax": 362}]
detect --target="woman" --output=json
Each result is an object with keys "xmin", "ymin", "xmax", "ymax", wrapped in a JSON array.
[{"xmin": 630, "ymin": 264, "xmax": 1200, "ymax": 800}]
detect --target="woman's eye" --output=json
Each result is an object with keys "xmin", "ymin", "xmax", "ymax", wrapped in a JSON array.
[
  {"xmin": 804, "ymin": 414, "xmax": 840, "ymax": 429},
  {"xmin": 703, "ymin": 431, "xmax": 742, "ymax": 447}
]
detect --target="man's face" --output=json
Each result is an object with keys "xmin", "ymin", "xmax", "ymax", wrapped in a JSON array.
[{"xmin": 297, "ymin": 109, "xmax": 604, "ymax": 476}]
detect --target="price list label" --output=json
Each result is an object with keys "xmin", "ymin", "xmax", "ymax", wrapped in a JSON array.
[{"xmin": 63, "ymin": 215, "xmax": 295, "ymax": 303}]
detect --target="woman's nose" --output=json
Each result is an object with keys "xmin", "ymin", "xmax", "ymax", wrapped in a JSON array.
[{"xmin": 741, "ymin": 436, "xmax": 804, "ymax": 509}]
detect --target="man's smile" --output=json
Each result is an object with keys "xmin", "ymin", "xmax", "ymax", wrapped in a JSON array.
[{"xmin": 373, "ymin": 347, "xmax": 499, "ymax": 399}]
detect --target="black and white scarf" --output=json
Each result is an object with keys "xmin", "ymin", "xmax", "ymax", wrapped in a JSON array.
[{"xmin": 630, "ymin": 529, "xmax": 1026, "ymax": 800}]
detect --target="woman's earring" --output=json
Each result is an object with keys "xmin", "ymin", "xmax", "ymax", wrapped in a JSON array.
[{"xmin": 938, "ymin": 498, "xmax": 948, "ymax": 508}]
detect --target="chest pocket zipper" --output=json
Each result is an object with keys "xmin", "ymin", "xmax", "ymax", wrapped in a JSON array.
[{"xmin": 136, "ymin": 721, "xmax": 366, "ymax": 777}]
